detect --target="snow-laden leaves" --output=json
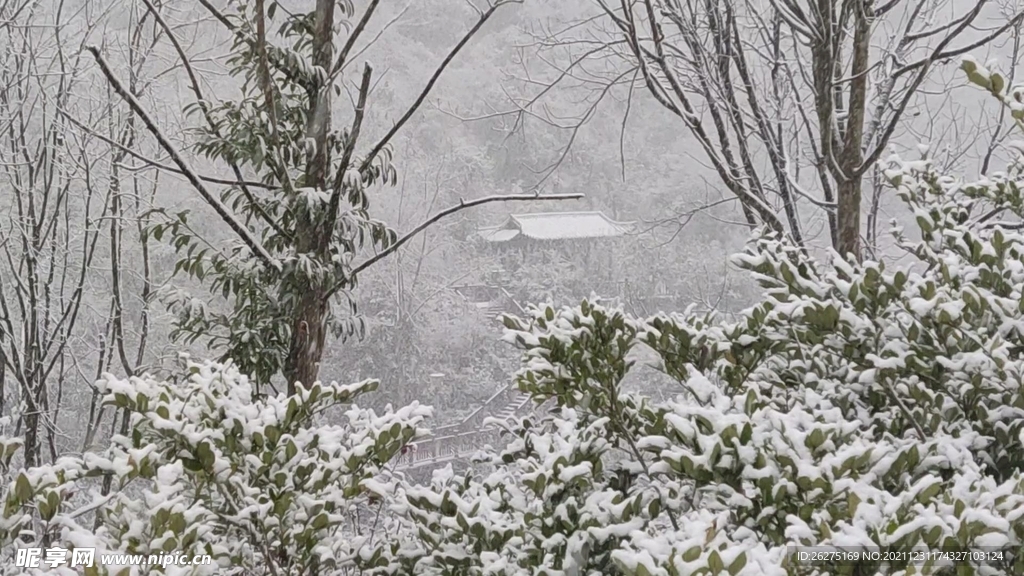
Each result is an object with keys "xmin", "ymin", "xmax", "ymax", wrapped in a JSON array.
[
  {"xmin": 0, "ymin": 360, "xmax": 428, "ymax": 575},
  {"xmin": 5, "ymin": 54, "xmax": 1024, "ymax": 576},
  {"xmin": 386, "ymin": 296, "xmax": 1024, "ymax": 574},
  {"xmin": 378, "ymin": 72, "xmax": 1024, "ymax": 574},
  {"xmin": 159, "ymin": 2, "xmax": 401, "ymax": 385}
]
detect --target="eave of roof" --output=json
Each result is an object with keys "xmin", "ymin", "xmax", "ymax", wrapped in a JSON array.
[{"xmin": 479, "ymin": 228, "xmax": 520, "ymax": 242}]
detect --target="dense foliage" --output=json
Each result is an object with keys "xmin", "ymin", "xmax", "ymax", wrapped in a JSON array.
[
  {"xmin": 371, "ymin": 63, "xmax": 1024, "ymax": 575},
  {"xmin": 151, "ymin": 0, "xmax": 400, "ymax": 387},
  {"xmin": 0, "ymin": 359, "xmax": 427, "ymax": 575},
  {"xmin": 3, "ymin": 59, "xmax": 1024, "ymax": 576}
]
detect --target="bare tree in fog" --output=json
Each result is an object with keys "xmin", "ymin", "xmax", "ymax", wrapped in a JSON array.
[
  {"xmin": 505, "ymin": 0, "xmax": 1023, "ymax": 260},
  {"xmin": 0, "ymin": 0, "xmax": 163, "ymax": 467}
]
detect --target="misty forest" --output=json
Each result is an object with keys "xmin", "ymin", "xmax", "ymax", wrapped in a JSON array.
[{"xmin": 3, "ymin": 0, "xmax": 1024, "ymax": 574}]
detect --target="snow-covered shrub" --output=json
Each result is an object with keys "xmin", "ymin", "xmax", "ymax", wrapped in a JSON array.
[
  {"xmin": 0, "ymin": 359, "xmax": 429, "ymax": 575},
  {"xmin": 374, "ymin": 68, "xmax": 1024, "ymax": 575},
  {"xmin": 4, "ymin": 56, "xmax": 1024, "ymax": 576}
]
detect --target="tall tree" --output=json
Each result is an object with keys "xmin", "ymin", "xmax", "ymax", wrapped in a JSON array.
[{"xmin": 89, "ymin": 0, "xmax": 581, "ymax": 392}]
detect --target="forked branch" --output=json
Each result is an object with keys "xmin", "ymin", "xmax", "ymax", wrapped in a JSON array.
[{"xmin": 86, "ymin": 46, "xmax": 280, "ymax": 271}]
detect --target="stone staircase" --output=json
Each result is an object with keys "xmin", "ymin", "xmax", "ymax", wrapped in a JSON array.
[
  {"xmin": 480, "ymin": 303, "xmax": 506, "ymax": 318},
  {"xmin": 492, "ymin": 390, "xmax": 530, "ymax": 423},
  {"xmin": 455, "ymin": 284, "xmax": 525, "ymax": 321}
]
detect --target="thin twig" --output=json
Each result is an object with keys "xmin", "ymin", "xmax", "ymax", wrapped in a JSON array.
[
  {"xmin": 57, "ymin": 109, "xmax": 276, "ymax": 190},
  {"xmin": 358, "ymin": 0, "xmax": 522, "ymax": 173},
  {"xmin": 86, "ymin": 46, "xmax": 280, "ymax": 272}
]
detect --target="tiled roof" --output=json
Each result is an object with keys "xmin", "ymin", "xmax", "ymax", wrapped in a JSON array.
[{"xmin": 478, "ymin": 211, "xmax": 633, "ymax": 242}]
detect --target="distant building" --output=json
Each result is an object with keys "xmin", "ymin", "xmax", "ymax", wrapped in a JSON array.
[
  {"xmin": 476, "ymin": 211, "xmax": 634, "ymax": 244},
  {"xmin": 458, "ymin": 211, "xmax": 635, "ymax": 315}
]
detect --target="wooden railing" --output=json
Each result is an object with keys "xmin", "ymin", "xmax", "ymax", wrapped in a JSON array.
[
  {"xmin": 393, "ymin": 384, "xmax": 532, "ymax": 471},
  {"xmin": 394, "ymin": 427, "xmax": 505, "ymax": 470}
]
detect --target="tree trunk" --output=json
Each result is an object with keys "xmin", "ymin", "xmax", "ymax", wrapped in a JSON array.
[
  {"xmin": 283, "ymin": 289, "xmax": 328, "ymax": 394},
  {"xmin": 835, "ymin": 1, "xmax": 871, "ymax": 262},
  {"xmin": 304, "ymin": 0, "xmax": 335, "ymax": 189},
  {"xmin": 21, "ymin": 372, "xmax": 44, "ymax": 468},
  {"xmin": 23, "ymin": 409, "xmax": 39, "ymax": 468},
  {"xmin": 283, "ymin": 0, "xmax": 335, "ymax": 394},
  {"xmin": 836, "ymin": 177, "xmax": 862, "ymax": 259}
]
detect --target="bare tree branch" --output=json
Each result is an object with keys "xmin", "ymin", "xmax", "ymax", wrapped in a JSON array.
[
  {"xmin": 57, "ymin": 107, "xmax": 276, "ymax": 190},
  {"xmin": 328, "ymin": 63, "xmax": 372, "ymax": 219},
  {"xmin": 86, "ymin": 45, "xmax": 280, "ymax": 272},
  {"xmin": 329, "ymin": 0, "xmax": 381, "ymax": 80},
  {"xmin": 359, "ymin": 0, "xmax": 523, "ymax": 173}
]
